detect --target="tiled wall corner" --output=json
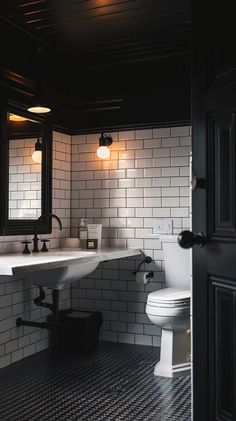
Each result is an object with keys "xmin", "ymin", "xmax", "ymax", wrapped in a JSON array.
[
  {"xmin": 0, "ymin": 131, "xmax": 72, "ymax": 369},
  {"xmin": 71, "ymin": 126, "xmax": 192, "ymax": 347}
]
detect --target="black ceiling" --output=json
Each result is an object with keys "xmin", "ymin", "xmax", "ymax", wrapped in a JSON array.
[{"xmin": 0, "ymin": 0, "xmax": 192, "ymax": 133}]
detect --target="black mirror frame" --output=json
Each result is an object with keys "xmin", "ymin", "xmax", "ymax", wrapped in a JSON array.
[{"xmin": 0, "ymin": 101, "xmax": 52, "ymax": 236}]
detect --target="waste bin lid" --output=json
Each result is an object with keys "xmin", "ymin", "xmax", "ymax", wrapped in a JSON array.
[{"xmin": 68, "ymin": 311, "xmax": 93, "ymax": 318}]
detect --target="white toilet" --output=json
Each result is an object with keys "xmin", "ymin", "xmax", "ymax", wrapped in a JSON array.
[{"xmin": 146, "ymin": 235, "xmax": 191, "ymax": 378}]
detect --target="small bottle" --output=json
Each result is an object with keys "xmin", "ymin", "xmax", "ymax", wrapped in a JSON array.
[{"xmin": 78, "ymin": 218, "xmax": 87, "ymax": 249}]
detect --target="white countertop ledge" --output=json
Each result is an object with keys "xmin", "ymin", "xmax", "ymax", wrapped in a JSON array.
[{"xmin": 0, "ymin": 248, "xmax": 142, "ymax": 276}]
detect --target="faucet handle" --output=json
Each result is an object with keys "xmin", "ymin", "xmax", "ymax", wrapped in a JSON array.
[
  {"xmin": 41, "ymin": 239, "xmax": 50, "ymax": 252},
  {"xmin": 21, "ymin": 241, "xmax": 31, "ymax": 255}
]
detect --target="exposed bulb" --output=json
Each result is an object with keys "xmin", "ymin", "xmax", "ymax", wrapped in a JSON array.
[
  {"xmin": 97, "ymin": 145, "xmax": 110, "ymax": 159},
  {"xmin": 32, "ymin": 150, "xmax": 42, "ymax": 163}
]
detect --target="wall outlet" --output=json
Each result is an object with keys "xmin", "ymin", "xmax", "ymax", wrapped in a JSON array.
[{"xmin": 153, "ymin": 218, "xmax": 173, "ymax": 234}]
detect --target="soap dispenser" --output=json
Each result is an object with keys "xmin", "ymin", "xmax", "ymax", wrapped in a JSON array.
[{"xmin": 78, "ymin": 218, "xmax": 88, "ymax": 249}]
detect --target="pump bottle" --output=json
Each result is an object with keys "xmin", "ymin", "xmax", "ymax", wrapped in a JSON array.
[{"xmin": 78, "ymin": 219, "xmax": 88, "ymax": 249}]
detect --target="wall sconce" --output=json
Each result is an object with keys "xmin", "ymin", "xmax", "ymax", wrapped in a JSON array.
[
  {"xmin": 32, "ymin": 138, "xmax": 42, "ymax": 163},
  {"xmin": 27, "ymin": 96, "xmax": 51, "ymax": 114},
  {"xmin": 97, "ymin": 133, "xmax": 113, "ymax": 159}
]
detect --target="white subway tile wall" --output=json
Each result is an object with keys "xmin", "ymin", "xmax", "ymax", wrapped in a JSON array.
[
  {"xmin": 0, "ymin": 132, "xmax": 71, "ymax": 368},
  {"xmin": 71, "ymin": 126, "xmax": 192, "ymax": 347},
  {"xmin": 0, "ymin": 126, "xmax": 192, "ymax": 368}
]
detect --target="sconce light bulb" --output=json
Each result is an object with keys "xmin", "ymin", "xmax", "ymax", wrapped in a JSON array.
[
  {"xmin": 32, "ymin": 150, "xmax": 42, "ymax": 163},
  {"xmin": 97, "ymin": 145, "xmax": 110, "ymax": 159}
]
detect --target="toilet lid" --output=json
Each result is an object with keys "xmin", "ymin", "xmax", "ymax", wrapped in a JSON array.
[{"xmin": 147, "ymin": 288, "xmax": 190, "ymax": 307}]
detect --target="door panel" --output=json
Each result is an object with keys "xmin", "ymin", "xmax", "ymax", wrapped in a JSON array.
[
  {"xmin": 209, "ymin": 278, "xmax": 236, "ymax": 420},
  {"xmin": 192, "ymin": 0, "xmax": 236, "ymax": 419},
  {"xmin": 209, "ymin": 112, "xmax": 236, "ymax": 237}
]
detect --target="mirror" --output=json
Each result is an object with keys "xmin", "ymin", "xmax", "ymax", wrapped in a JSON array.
[
  {"xmin": 0, "ymin": 102, "xmax": 52, "ymax": 235},
  {"xmin": 8, "ymin": 114, "xmax": 42, "ymax": 220}
]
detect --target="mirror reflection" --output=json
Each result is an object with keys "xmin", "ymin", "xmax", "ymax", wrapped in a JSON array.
[{"xmin": 8, "ymin": 113, "xmax": 43, "ymax": 220}]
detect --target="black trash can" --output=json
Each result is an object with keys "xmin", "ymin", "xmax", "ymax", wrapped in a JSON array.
[{"xmin": 51, "ymin": 309, "xmax": 103, "ymax": 354}]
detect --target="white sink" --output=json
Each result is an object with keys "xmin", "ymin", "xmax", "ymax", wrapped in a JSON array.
[
  {"xmin": 28, "ymin": 260, "xmax": 98, "ymax": 289},
  {"xmin": 0, "ymin": 247, "xmax": 142, "ymax": 290},
  {"xmin": 24, "ymin": 250, "xmax": 98, "ymax": 289},
  {"xmin": 0, "ymin": 247, "xmax": 143, "ymax": 330}
]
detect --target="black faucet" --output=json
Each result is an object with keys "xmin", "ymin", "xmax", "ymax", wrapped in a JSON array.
[{"xmin": 32, "ymin": 213, "xmax": 63, "ymax": 252}]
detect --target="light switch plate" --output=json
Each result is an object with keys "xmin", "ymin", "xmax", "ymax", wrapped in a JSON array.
[{"xmin": 153, "ymin": 218, "xmax": 173, "ymax": 234}]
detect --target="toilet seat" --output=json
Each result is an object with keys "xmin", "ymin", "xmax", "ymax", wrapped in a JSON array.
[
  {"xmin": 146, "ymin": 287, "xmax": 190, "ymax": 326},
  {"xmin": 147, "ymin": 288, "xmax": 190, "ymax": 309},
  {"xmin": 148, "ymin": 287, "xmax": 190, "ymax": 301},
  {"xmin": 148, "ymin": 299, "xmax": 190, "ymax": 308},
  {"xmin": 146, "ymin": 304, "xmax": 190, "ymax": 318}
]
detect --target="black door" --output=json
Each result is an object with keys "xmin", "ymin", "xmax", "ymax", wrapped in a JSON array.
[{"xmin": 191, "ymin": 0, "xmax": 236, "ymax": 419}]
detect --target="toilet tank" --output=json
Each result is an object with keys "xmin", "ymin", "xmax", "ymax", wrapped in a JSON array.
[{"xmin": 160, "ymin": 235, "xmax": 190, "ymax": 289}]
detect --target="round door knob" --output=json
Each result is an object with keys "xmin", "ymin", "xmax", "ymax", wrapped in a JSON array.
[
  {"xmin": 178, "ymin": 230, "xmax": 207, "ymax": 249},
  {"xmin": 192, "ymin": 176, "xmax": 207, "ymax": 190}
]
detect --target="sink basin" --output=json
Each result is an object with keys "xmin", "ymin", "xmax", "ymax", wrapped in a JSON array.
[
  {"xmin": 9, "ymin": 247, "xmax": 142, "ymax": 331},
  {"xmin": 27, "ymin": 262, "xmax": 98, "ymax": 289},
  {"xmin": 0, "ymin": 247, "xmax": 142, "ymax": 290},
  {"xmin": 23, "ymin": 250, "xmax": 98, "ymax": 289}
]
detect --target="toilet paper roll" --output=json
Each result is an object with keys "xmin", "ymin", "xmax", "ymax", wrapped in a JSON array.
[{"xmin": 136, "ymin": 271, "xmax": 150, "ymax": 285}]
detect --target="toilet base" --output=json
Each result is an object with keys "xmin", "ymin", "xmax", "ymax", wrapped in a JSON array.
[
  {"xmin": 154, "ymin": 328, "xmax": 191, "ymax": 378},
  {"xmin": 154, "ymin": 360, "xmax": 191, "ymax": 378}
]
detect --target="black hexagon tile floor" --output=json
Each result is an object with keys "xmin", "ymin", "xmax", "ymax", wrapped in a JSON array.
[{"xmin": 0, "ymin": 342, "xmax": 191, "ymax": 421}]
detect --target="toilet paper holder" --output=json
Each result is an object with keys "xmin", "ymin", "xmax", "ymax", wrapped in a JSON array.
[{"xmin": 133, "ymin": 256, "xmax": 154, "ymax": 279}]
